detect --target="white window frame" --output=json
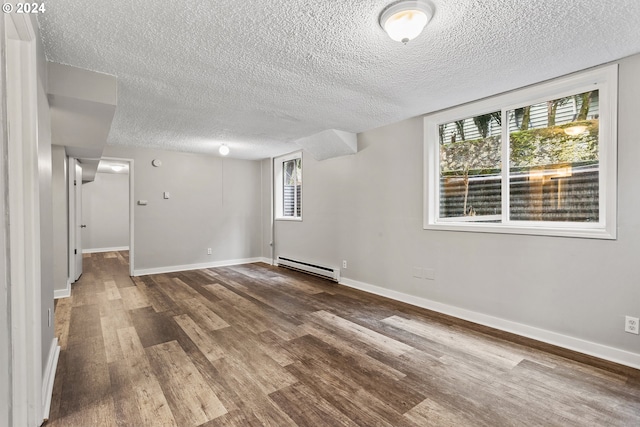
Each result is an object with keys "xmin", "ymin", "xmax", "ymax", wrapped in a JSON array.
[
  {"xmin": 274, "ymin": 150, "xmax": 303, "ymax": 221},
  {"xmin": 424, "ymin": 64, "xmax": 618, "ymax": 239}
]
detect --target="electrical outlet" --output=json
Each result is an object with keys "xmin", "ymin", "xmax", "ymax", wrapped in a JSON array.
[
  {"xmin": 625, "ymin": 316, "xmax": 639, "ymax": 334},
  {"xmin": 207, "ymin": 248, "xmax": 212, "ymax": 255},
  {"xmin": 342, "ymin": 260, "xmax": 347, "ymax": 269}
]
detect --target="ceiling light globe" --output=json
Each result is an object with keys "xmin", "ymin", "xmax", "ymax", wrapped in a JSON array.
[
  {"xmin": 380, "ymin": 0, "xmax": 433, "ymax": 44},
  {"xmin": 219, "ymin": 145, "xmax": 230, "ymax": 156}
]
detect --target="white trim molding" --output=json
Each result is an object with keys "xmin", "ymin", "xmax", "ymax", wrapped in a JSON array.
[
  {"xmin": 133, "ymin": 257, "xmax": 264, "ymax": 276},
  {"xmin": 99, "ymin": 156, "xmax": 135, "ymax": 276},
  {"xmin": 258, "ymin": 257, "xmax": 274, "ymax": 265},
  {"xmin": 340, "ymin": 277, "xmax": 640, "ymax": 370},
  {"xmin": 5, "ymin": 12, "xmax": 44, "ymax": 426},
  {"xmin": 53, "ymin": 279, "xmax": 71, "ymax": 299},
  {"xmin": 41, "ymin": 338, "xmax": 60, "ymax": 421},
  {"xmin": 82, "ymin": 246, "xmax": 129, "ymax": 254},
  {"xmin": 424, "ymin": 64, "xmax": 618, "ymax": 240}
]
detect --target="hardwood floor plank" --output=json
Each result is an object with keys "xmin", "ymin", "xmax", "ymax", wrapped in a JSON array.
[
  {"xmin": 209, "ymin": 327, "xmax": 298, "ymax": 394},
  {"xmin": 284, "ymin": 359, "xmax": 417, "ymax": 427},
  {"xmin": 173, "ymin": 314, "xmax": 227, "ymax": 363},
  {"xmin": 255, "ymin": 330, "xmax": 296, "ymax": 367},
  {"xmin": 311, "ymin": 310, "xmax": 413, "ymax": 357},
  {"xmin": 269, "ymin": 382, "xmax": 359, "ymax": 427},
  {"xmin": 167, "ymin": 276, "xmax": 203, "ymax": 300},
  {"xmin": 383, "ymin": 315, "xmax": 524, "ymax": 368},
  {"xmin": 198, "ymin": 409, "xmax": 264, "ymax": 427},
  {"xmin": 101, "ymin": 321, "xmax": 124, "ymax": 364},
  {"xmin": 108, "ymin": 358, "xmax": 145, "ymax": 427},
  {"xmin": 58, "ymin": 360, "xmax": 111, "ymax": 418},
  {"xmin": 174, "ymin": 297, "xmax": 230, "ymax": 332},
  {"xmin": 117, "ymin": 326, "xmax": 146, "ymax": 359},
  {"xmin": 202, "ymin": 283, "xmax": 302, "ymax": 339},
  {"xmin": 119, "ymin": 285, "xmax": 152, "ymax": 311},
  {"xmin": 133, "ymin": 275, "xmax": 181, "ymax": 313},
  {"xmin": 129, "ymin": 306, "xmax": 181, "ymax": 348},
  {"xmin": 109, "ymin": 355, "xmax": 177, "ymax": 427},
  {"xmin": 146, "ymin": 340, "xmax": 227, "ymax": 426},
  {"xmin": 68, "ymin": 304, "xmax": 103, "ymax": 339},
  {"xmin": 286, "ymin": 334, "xmax": 426, "ymax": 413},
  {"xmin": 49, "ymin": 397, "xmax": 117, "ymax": 427},
  {"xmin": 104, "ymin": 279, "xmax": 121, "ymax": 300},
  {"xmin": 404, "ymin": 397, "xmax": 478, "ymax": 427},
  {"xmin": 54, "ymin": 295, "xmax": 73, "ymax": 350},
  {"xmin": 296, "ymin": 321, "xmax": 407, "ymax": 380}
]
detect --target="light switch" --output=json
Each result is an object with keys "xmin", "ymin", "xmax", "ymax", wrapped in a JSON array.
[{"xmin": 163, "ymin": 192, "xmax": 170, "ymax": 199}]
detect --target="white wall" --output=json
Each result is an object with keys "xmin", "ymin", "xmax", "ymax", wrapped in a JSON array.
[
  {"xmin": 261, "ymin": 159, "xmax": 273, "ymax": 262},
  {"xmin": 51, "ymin": 145, "xmax": 68, "ymax": 294},
  {"xmin": 37, "ymin": 69, "xmax": 55, "ymax": 373},
  {"xmin": 103, "ymin": 145, "xmax": 263, "ymax": 273},
  {"xmin": 273, "ymin": 54, "xmax": 640, "ymax": 367},
  {"xmin": 0, "ymin": 15, "xmax": 10, "ymax": 427},
  {"xmin": 81, "ymin": 171, "xmax": 129, "ymax": 251}
]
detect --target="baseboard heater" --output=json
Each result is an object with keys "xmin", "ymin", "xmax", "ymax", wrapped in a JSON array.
[{"xmin": 276, "ymin": 256, "xmax": 340, "ymax": 282}]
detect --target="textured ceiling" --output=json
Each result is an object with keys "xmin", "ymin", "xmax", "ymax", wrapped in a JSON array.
[{"xmin": 38, "ymin": 0, "xmax": 640, "ymax": 160}]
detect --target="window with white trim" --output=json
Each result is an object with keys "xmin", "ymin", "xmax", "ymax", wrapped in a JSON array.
[
  {"xmin": 424, "ymin": 65, "xmax": 617, "ymax": 239},
  {"xmin": 275, "ymin": 151, "xmax": 302, "ymax": 220}
]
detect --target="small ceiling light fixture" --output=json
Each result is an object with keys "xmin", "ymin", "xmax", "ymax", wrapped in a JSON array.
[
  {"xmin": 564, "ymin": 125, "xmax": 588, "ymax": 136},
  {"xmin": 379, "ymin": 0, "xmax": 434, "ymax": 44},
  {"xmin": 219, "ymin": 144, "xmax": 230, "ymax": 156},
  {"xmin": 111, "ymin": 164, "xmax": 124, "ymax": 172}
]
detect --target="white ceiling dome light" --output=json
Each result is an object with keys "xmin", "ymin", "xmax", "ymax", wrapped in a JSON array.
[
  {"xmin": 219, "ymin": 144, "xmax": 230, "ymax": 156},
  {"xmin": 380, "ymin": 0, "xmax": 434, "ymax": 44}
]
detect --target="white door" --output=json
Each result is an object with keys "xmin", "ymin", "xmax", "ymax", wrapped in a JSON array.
[{"xmin": 68, "ymin": 158, "xmax": 83, "ymax": 282}]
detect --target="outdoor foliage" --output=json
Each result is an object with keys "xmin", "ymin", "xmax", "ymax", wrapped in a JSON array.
[{"xmin": 440, "ymin": 120, "xmax": 598, "ymax": 176}]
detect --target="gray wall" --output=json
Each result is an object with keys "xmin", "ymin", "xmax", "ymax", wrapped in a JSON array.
[
  {"xmin": 261, "ymin": 159, "xmax": 273, "ymax": 262},
  {"xmin": 37, "ymin": 71, "xmax": 54, "ymax": 373},
  {"xmin": 103, "ymin": 145, "xmax": 263, "ymax": 272},
  {"xmin": 82, "ymin": 171, "xmax": 129, "ymax": 251},
  {"xmin": 0, "ymin": 15, "xmax": 9, "ymax": 427},
  {"xmin": 35, "ymin": 19, "xmax": 55, "ymax": 376},
  {"xmin": 273, "ymin": 54, "xmax": 640, "ymax": 358},
  {"xmin": 51, "ymin": 145, "xmax": 67, "ymax": 293}
]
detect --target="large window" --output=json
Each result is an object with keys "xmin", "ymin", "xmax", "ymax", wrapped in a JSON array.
[
  {"xmin": 424, "ymin": 65, "xmax": 617, "ymax": 239},
  {"xmin": 275, "ymin": 151, "xmax": 302, "ymax": 220}
]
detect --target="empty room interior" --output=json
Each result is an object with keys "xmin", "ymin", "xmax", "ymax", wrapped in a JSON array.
[{"xmin": 2, "ymin": 1, "xmax": 640, "ymax": 426}]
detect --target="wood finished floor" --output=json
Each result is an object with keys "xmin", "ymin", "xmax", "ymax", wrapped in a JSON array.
[{"xmin": 47, "ymin": 252, "xmax": 640, "ymax": 426}]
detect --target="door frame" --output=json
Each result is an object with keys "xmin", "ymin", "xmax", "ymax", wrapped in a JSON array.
[
  {"xmin": 4, "ymin": 12, "xmax": 43, "ymax": 426},
  {"xmin": 67, "ymin": 157, "xmax": 83, "ymax": 282},
  {"xmin": 100, "ymin": 156, "xmax": 135, "ymax": 275}
]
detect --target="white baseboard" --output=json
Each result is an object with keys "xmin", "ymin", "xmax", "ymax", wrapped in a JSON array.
[
  {"xmin": 133, "ymin": 257, "xmax": 265, "ymax": 276},
  {"xmin": 258, "ymin": 257, "xmax": 274, "ymax": 265},
  {"xmin": 54, "ymin": 279, "xmax": 71, "ymax": 299},
  {"xmin": 42, "ymin": 338, "xmax": 60, "ymax": 421},
  {"xmin": 340, "ymin": 277, "xmax": 640, "ymax": 370},
  {"xmin": 83, "ymin": 246, "xmax": 129, "ymax": 254}
]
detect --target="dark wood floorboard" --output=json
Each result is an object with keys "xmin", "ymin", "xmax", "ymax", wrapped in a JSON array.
[{"xmin": 46, "ymin": 252, "xmax": 640, "ymax": 426}]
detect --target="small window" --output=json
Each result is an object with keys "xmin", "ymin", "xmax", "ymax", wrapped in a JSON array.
[
  {"xmin": 425, "ymin": 65, "xmax": 617, "ymax": 239},
  {"xmin": 275, "ymin": 151, "xmax": 302, "ymax": 220}
]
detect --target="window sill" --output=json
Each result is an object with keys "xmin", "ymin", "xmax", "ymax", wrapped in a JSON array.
[
  {"xmin": 275, "ymin": 217, "xmax": 303, "ymax": 222},
  {"xmin": 424, "ymin": 221, "xmax": 616, "ymax": 240}
]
